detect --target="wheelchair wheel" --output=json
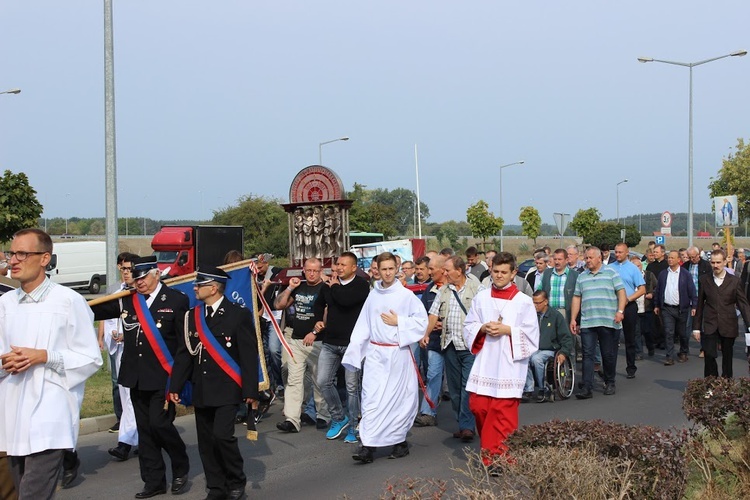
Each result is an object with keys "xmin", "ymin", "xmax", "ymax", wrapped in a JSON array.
[{"xmin": 554, "ymin": 355, "xmax": 575, "ymax": 399}]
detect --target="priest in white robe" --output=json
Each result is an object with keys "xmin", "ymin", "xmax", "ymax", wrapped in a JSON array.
[
  {"xmin": 343, "ymin": 252, "xmax": 427, "ymax": 463},
  {"xmin": 463, "ymin": 252, "xmax": 539, "ymax": 466},
  {"xmin": 0, "ymin": 229, "xmax": 102, "ymax": 498}
]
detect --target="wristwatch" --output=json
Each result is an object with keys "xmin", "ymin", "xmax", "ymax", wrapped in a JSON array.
[{"xmin": 617, "ymin": 310, "xmax": 624, "ymax": 314}]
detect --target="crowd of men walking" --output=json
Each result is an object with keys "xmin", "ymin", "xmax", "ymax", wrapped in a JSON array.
[{"xmin": 2, "ymin": 227, "xmax": 750, "ymax": 499}]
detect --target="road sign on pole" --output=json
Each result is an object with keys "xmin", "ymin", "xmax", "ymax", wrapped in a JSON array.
[
  {"xmin": 661, "ymin": 211, "xmax": 672, "ymax": 227},
  {"xmin": 554, "ymin": 212, "xmax": 570, "ymax": 236}
]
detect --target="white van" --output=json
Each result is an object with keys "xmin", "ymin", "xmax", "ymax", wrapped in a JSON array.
[{"xmin": 47, "ymin": 241, "xmax": 107, "ymax": 294}]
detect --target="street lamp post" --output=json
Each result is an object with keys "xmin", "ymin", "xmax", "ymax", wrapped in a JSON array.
[
  {"xmin": 616, "ymin": 179, "xmax": 628, "ymax": 223},
  {"xmin": 318, "ymin": 137, "xmax": 349, "ymax": 165},
  {"xmin": 498, "ymin": 160, "xmax": 525, "ymax": 252},
  {"xmin": 638, "ymin": 49, "xmax": 747, "ymax": 248},
  {"xmin": 65, "ymin": 193, "xmax": 71, "ymax": 233}
]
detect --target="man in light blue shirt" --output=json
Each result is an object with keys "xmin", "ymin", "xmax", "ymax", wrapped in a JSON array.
[{"xmin": 609, "ymin": 243, "xmax": 645, "ymax": 379}]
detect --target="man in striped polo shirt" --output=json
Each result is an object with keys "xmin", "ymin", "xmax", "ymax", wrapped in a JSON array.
[{"xmin": 570, "ymin": 246, "xmax": 627, "ymax": 399}]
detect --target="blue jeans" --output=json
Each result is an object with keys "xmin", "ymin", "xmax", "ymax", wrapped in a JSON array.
[
  {"xmin": 263, "ymin": 320, "xmax": 283, "ymax": 390},
  {"xmin": 580, "ymin": 326, "xmax": 618, "ymax": 390},
  {"xmin": 410, "ymin": 343, "xmax": 428, "ymax": 379},
  {"xmin": 420, "ymin": 349, "xmax": 444, "ymax": 417},
  {"xmin": 316, "ymin": 343, "xmax": 360, "ymax": 423},
  {"xmin": 443, "ymin": 344, "xmax": 476, "ymax": 432},
  {"xmin": 525, "ymin": 350, "xmax": 555, "ymax": 392}
]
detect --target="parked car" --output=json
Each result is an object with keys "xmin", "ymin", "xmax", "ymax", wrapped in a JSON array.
[{"xmin": 518, "ymin": 259, "xmax": 535, "ymax": 278}]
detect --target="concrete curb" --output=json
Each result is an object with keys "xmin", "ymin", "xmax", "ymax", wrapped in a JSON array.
[{"xmin": 79, "ymin": 414, "xmax": 118, "ymax": 436}]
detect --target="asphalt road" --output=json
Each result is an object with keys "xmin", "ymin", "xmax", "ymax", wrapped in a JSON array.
[{"xmin": 58, "ymin": 343, "xmax": 749, "ymax": 499}]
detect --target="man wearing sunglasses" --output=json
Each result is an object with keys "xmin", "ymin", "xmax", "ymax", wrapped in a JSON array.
[{"xmin": 0, "ymin": 229, "xmax": 102, "ymax": 498}]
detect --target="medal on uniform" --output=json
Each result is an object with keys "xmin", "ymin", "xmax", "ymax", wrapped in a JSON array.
[
  {"xmin": 156, "ymin": 321, "xmax": 162, "ymax": 329},
  {"xmin": 161, "ymin": 294, "xmax": 167, "ymax": 302},
  {"xmin": 225, "ymin": 336, "xmax": 232, "ymax": 348}
]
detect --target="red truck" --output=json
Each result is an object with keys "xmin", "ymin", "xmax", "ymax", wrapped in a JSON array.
[{"xmin": 151, "ymin": 225, "xmax": 244, "ymax": 277}]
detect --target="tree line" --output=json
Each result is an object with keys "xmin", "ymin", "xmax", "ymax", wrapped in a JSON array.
[{"xmin": 2, "ymin": 137, "xmax": 749, "ymax": 254}]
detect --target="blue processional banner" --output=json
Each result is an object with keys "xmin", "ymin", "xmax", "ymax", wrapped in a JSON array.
[{"xmin": 170, "ymin": 265, "xmax": 269, "ymax": 390}]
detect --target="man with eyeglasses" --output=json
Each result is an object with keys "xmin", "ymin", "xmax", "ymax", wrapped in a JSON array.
[
  {"xmin": 98, "ymin": 252, "xmax": 140, "ymax": 461},
  {"xmin": 273, "ymin": 258, "xmax": 330, "ymax": 433},
  {"xmin": 523, "ymin": 290, "xmax": 573, "ymax": 403},
  {"xmin": 401, "ymin": 260, "xmax": 416, "ymax": 284},
  {"xmin": 0, "ymin": 229, "xmax": 102, "ymax": 499},
  {"xmin": 92, "ymin": 255, "xmax": 191, "ymax": 498}
]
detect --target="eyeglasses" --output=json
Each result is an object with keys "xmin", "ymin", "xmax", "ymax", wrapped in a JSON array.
[
  {"xmin": 193, "ymin": 282, "xmax": 215, "ymax": 288},
  {"xmin": 119, "ymin": 266, "xmax": 133, "ymax": 273},
  {"xmin": 6, "ymin": 251, "xmax": 47, "ymax": 262},
  {"xmin": 304, "ymin": 269, "xmax": 321, "ymax": 273},
  {"xmin": 532, "ymin": 300, "xmax": 547, "ymax": 305}
]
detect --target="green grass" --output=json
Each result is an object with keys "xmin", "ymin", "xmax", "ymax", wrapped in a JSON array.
[
  {"xmin": 81, "ymin": 357, "xmax": 115, "ymax": 419},
  {"xmin": 81, "ymin": 350, "xmax": 193, "ymax": 419}
]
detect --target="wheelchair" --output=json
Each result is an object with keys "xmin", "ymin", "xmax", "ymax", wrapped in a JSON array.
[{"xmin": 542, "ymin": 352, "xmax": 576, "ymax": 401}]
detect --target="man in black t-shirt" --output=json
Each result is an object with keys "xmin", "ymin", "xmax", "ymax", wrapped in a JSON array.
[
  {"xmin": 273, "ymin": 258, "xmax": 330, "ymax": 433},
  {"xmin": 313, "ymin": 252, "xmax": 370, "ymax": 442}
]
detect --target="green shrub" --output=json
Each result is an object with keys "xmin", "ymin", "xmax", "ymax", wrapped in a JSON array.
[{"xmin": 507, "ymin": 419, "xmax": 691, "ymax": 499}]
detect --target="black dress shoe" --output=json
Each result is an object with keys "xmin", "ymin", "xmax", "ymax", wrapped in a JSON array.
[
  {"xmin": 316, "ymin": 418, "xmax": 328, "ymax": 430},
  {"xmin": 276, "ymin": 420, "xmax": 298, "ymax": 433},
  {"xmin": 300, "ymin": 413, "xmax": 316, "ymax": 426},
  {"xmin": 134, "ymin": 487, "xmax": 167, "ymax": 499},
  {"xmin": 389, "ymin": 441, "xmax": 409, "ymax": 459},
  {"xmin": 575, "ymin": 390, "xmax": 593, "ymax": 400},
  {"xmin": 61, "ymin": 457, "xmax": 80, "ymax": 488},
  {"xmin": 352, "ymin": 445, "xmax": 374, "ymax": 464},
  {"xmin": 226, "ymin": 488, "xmax": 247, "ymax": 500},
  {"xmin": 108, "ymin": 442, "xmax": 131, "ymax": 461},
  {"xmin": 171, "ymin": 475, "xmax": 189, "ymax": 494}
]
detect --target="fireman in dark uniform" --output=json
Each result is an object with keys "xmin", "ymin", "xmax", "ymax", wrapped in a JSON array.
[
  {"xmin": 169, "ymin": 266, "xmax": 258, "ymax": 500},
  {"xmin": 92, "ymin": 255, "xmax": 190, "ymax": 498}
]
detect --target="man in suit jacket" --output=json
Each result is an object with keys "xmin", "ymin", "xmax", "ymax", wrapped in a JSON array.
[
  {"xmin": 683, "ymin": 246, "xmax": 712, "ymax": 350},
  {"xmin": 653, "ymin": 251, "xmax": 697, "ymax": 365},
  {"xmin": 92, "ymin": 256, "xmax": 190, "ymax": 498},
  {"xmin": 693, "ymin": 249, "xmax": 750, "ymax": 378},
  {"xmin": 170, "ymin": 267, "xmax": 258, "ymax": 500},
  {"xmin": 526, "ymin": 252, "xmax": 548, "ymax": 291}
]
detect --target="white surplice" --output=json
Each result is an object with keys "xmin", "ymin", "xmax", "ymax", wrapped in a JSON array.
[
  {"xmin": 463, "ymin": 288, "xmax": 539, "ymax": 398},
  {"xmin": 104, "ymin": 310, "xmax": 138, "ymax": 447},
  {"xmin": 342, "ymin": 280, "xmax": 428, "ymax": 447},
  {"xmin": 0, "ymin": 283, "xmax": 102, "ymax": 456}
]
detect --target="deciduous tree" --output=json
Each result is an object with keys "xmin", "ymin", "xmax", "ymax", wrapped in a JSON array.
[
  {"xmin": 708, "ymin": 138, "xmax": 750, "ymax": 225},
  {"xmin": 466, "ymin": 200, "xmax": 503, "ymax": 251},
  {"xmin": 519, "ymin": 206, "xmax": 542, "ymax": 246},
  {"xmin": 570, "ymin": 208, "xmax": 602, "ymax": 243},
  {"xmin": 0, "ymin": 170, "xmax": 43, "ymax": 243},
  {"xmin": 212, "ymin": 194, "xmax": 288, "ymax": 257}
]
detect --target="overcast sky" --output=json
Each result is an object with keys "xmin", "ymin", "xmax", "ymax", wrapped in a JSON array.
[{"xmin": 1, "ymin": 1, "xmax": 748, "ymax": 226}]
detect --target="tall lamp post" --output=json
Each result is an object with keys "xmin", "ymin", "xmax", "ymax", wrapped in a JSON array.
[
  {"xmin": 638, "ymin": 49, "xmax": 747, "ymax": 248},
  {"xmin": 498, "ymin": 160, "xmax": 525, "ymax": 251},
  {"xmin": 0, "ymin": 88, "xmax": 21, "ymax": 95},
  {"xmin": 318, "ymin": 136, "xmax": 349, "ymax": 165},
  {"xmin": 616, "ymin": 179, "xmax": 628, "ymax": 223}
]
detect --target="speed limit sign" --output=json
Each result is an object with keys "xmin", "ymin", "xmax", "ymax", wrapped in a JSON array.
[{"xmin": 661, "ymin": 211, "xmax": 672, "ymax": 227}]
